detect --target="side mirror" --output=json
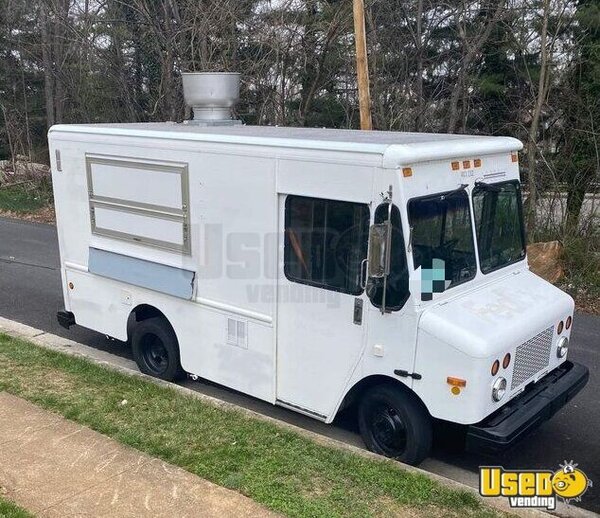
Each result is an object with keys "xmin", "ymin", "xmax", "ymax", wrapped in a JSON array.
[{"xmin": 368, "ymin": 223, "xmax": 390, "ymax": 278}]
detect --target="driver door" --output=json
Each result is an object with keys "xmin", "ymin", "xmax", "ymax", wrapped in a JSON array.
[{"xmin": 276, "ymin": 194, "xmax": 370, "ymax": 418}]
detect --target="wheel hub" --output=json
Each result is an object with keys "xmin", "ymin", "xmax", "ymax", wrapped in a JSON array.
[
  {"xmin": 371, "ymin": 405, "xmax": 407, "ymax": 455},
  {"xmin": 143, "ymin": 335, "xmax": 169, "ymax": 374}
]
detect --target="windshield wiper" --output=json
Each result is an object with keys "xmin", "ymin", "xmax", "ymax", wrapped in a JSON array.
[{"xmin": 438, "ymin": 183, "xmax": 469, "ymax": 201}]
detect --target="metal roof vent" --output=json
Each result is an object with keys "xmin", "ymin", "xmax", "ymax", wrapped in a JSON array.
[{"xmin": 182, "ymin": 72, "xmax": 241, "ymax": 126}]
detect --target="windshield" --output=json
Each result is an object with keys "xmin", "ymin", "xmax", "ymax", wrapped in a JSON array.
[
  {"xmin": 408, "ymin": 189, "xmax": 477, "ymax": 289},
  {"xmin": 472, "ymin": 180, "xmax": 526, "ymax": 273}
]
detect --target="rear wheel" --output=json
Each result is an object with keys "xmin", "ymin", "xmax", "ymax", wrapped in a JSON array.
[
  {"xmin": 131, "ymin": 317, "xmax": 185, "ymax": 382},
  {"xmin": 358, "ymin": 384, "xmax": 432, "ymax": 465}
]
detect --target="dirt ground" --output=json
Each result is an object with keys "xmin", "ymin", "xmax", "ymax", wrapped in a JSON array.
[{"xmin": 0, "ymin": 206, "xmax": 55, "ymax": 224}]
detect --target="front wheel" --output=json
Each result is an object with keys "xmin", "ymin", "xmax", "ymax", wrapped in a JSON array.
[
  {"xmin": 358, "ymin": 384, "xmax": 432, "ymax": 465},
  {"xmin": 131, "ymin": 317, "xmax": 185, "ymax": 382}
]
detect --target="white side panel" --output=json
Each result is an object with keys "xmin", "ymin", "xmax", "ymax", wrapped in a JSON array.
[
  {"xmin": 277, "ymin": 158, "xmax": 374, "ymax": 203},
  {"xmin": 93, "ymin": 207, "xmax": 184, "ymax": 246},
  {"xmin": 193, "ymin": 152, "xmax": 278, "ymax": 318},
  {"xmin": 50, "ymin": 132, "xmax": 382, "ymax": 407},
  {"xmin": 89, "ymin": 161, "xmax": 182, "ymax": 209},
  {"xmin": 50, "ymin": 139, "xmax": 94, "ymax": 294},
  {"xmin": 64, "ymin": 268, "xmax": 275, "ymax": 402}
]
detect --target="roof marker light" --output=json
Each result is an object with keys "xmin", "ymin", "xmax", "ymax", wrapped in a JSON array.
[
  {"xmin": 451, "ymin": 161, "xmax": 460, "ymax": 171},
  {"xmin": 474, "ymin": 158, "xmax": 482, "ymax": 167},
  {"xmin": 402, "ymin": 167, "xmax": 413, "ymax": 178},
  {"xmin": 463, "ymin": 160, "xmax": 471, "ymax": 169}
]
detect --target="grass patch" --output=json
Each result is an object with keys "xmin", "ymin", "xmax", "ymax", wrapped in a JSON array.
[
  {"xmin": 0, "ymin": 497, "xmax": 32, "ymax": 518},
  {"xmin": 532, "ymin": 223, "xmax": 600, "ymax": 314},
  {"xmin": 557, "ymin": 232, "xmax": 600, "ymax": 314},
  {"xmin": 0, "ymin": 334, "xmax": 504, "ymax": 518},
  {"xmin": 0, "ymin": 184, "xmax": 52, "ymax": 213},
  {"xmin": 562, "ymin": 235, "xmax": 600, "ymax": 294}
]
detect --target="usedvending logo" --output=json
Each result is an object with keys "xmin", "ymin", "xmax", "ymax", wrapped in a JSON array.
[{"xmin": 479, "ymin": 461, "xmax": 592, "ymax": 510}]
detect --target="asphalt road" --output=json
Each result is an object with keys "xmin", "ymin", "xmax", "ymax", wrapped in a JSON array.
[{"xmin": 1, "ymin": 216, "xmax": 598, "ymax": 514}]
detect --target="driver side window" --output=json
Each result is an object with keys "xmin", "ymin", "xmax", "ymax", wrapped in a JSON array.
[
  {"xmin": 284, "ymin": 195, "xmax": 370, "ymax": 295},
  {"xmin": 367, "ymin": 204, "xmax": 409, "ymax": 311}
]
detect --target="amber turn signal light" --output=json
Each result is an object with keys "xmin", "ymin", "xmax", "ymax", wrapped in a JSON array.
[
  {"xmin": 447, "ymin": 376, "xmax": 467, "ymax": 387},
  {"xmin": 502, "ymin": 353, "xmax": 511, "ymax": 369},
  {"xmin": 557, "ymin": 320, "xmax": 564, "ymax": 334},
  {"xmin": 491, "ymin": 360, "xmax": 500, "ymax": 376},
  {"xmin": 566, "ymin": 316, "xmax": 572, "ymax": 330}
]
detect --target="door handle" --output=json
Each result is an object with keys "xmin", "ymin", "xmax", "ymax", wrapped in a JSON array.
[
  {"xmin": 353, "ymin": 298, "xmax": 363, "ymax": 325},
  {"xmin": 360, "ymin": 258, "xmax": 368, "ymax": 290}
]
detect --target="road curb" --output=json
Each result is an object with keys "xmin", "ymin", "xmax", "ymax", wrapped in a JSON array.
[{"xmin": 0, "ymin": 316, "xmax": 593, "ymax": 518}]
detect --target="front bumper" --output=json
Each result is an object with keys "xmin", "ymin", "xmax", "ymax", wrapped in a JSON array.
[{"xmin": 466, "ymin": 361, "xmax": 589, "ymax": 454}]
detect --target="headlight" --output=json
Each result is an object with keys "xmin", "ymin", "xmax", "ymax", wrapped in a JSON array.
[
  {"xmin": 492, "ymin": 377, "xmax": 507, "ymax": 402},
  {"xmin": 557, "ymin": 336, "xmax": 569, "ymax": 358}
]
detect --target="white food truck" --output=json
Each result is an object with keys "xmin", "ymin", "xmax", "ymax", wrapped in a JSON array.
[{"xmin": 50, "ymin": 73, "xmax": 588, "ymax": 464}]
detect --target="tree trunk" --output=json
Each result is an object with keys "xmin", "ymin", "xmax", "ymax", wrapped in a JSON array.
[
  {"xmin": 447, "ymin": 1, "xmax": 505, "ymax": 133},
  {"xmin": 565, "ymin": 178, "xmax": 586, "ymax": 233},
  {"xmin": 353, "ymin": 0, "xmax": 372, "ymax": 130},
  {"xmin": 53, "ymin": 0, "xmax": 69, "ymax": 124},
  {"xmin": 40, "ymin": 2, "xmax": 55, "ymax": 128},
  {"xmin": 414, "ymin": 0, "xmax": 424, "ymax": 131},
  {"xmin": 526, "ymin": 0, "xmax": 550, "ymax": 234}
]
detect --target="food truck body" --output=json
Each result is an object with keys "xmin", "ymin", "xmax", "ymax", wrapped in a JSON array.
[{"xmin": 50, "ymin": 122, "xmax": 589, "ymax": 464}]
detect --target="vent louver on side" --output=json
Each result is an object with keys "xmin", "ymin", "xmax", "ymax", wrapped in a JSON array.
[{"xmin": 226, "ymin": 317, "xmax": 247, "ymax": 349}]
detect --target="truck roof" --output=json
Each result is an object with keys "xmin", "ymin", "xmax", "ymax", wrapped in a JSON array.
[{"xmin": 49, "ymin": 123, "xmax": 523, "ymax": 167}]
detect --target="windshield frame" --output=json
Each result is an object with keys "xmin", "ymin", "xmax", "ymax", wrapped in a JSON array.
[
  {"xmin": 471, "ymin": 179, "xmax": 527, "ymax": 275},
  {"xmin": 407, "ymin": 186, "xmax": 478, "ymax": 294}
]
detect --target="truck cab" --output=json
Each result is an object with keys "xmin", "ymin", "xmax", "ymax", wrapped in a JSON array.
[{"xmin": 276, "ymin": 140, "xmax": 589, "ymax": 464}]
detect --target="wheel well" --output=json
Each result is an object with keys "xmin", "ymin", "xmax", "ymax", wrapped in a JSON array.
[
  {"xmin": 337, "ymin": 375, "xmax": 427, "ymax": 416},
  {"xmin": 127, "ymin": 304, "xmax": 175, "ymax": 342}
]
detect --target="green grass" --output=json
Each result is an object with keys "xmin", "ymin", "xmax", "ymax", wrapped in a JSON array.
[
  {"xmin": 0, "ymin": 498, "xmax": 32, "ymax": 518},
  {"xmin": 0, "ymin": 184, "xmax": 52, "ymax": 213},
  {"xmin": 0, "ymin": 334, "xmax": 504, "ymax": 518},
  {"xmin": 562, "ymin": 235, "xmax": 600, "ymax": 296}
]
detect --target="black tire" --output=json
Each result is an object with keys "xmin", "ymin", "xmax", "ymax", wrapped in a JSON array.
[
  {"xmin": 358, "ymin": 384, "xmax": 432, "ymax": 465},
  {"xmin": 131, "ymin": 317, "xmax": 185, "ymax": 382}
]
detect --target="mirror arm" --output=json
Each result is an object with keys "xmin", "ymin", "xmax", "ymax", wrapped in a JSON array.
[{"xmin": 381, "ymin": 186, "xmax": 393, "ymax": 314}]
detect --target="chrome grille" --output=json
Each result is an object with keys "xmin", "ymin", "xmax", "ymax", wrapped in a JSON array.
[{"xmin": 511, "ymin": 327, "xmax": 553, "ymax": 389}]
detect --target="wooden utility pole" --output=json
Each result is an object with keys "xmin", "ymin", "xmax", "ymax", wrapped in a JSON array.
[{"xmin": 353, "ymin": 0, "xmax": 372, "ymax": 130}]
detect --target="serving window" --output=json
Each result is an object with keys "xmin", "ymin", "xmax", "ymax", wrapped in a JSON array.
[{"xmin": 86, "ymin": 154, "xmax": 190, "ymax": 254}]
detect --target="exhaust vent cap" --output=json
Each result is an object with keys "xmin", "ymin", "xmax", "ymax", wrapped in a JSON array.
[{"xmin": 182, "ymin": 72, "xmax": 241, "ymax": 125}]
